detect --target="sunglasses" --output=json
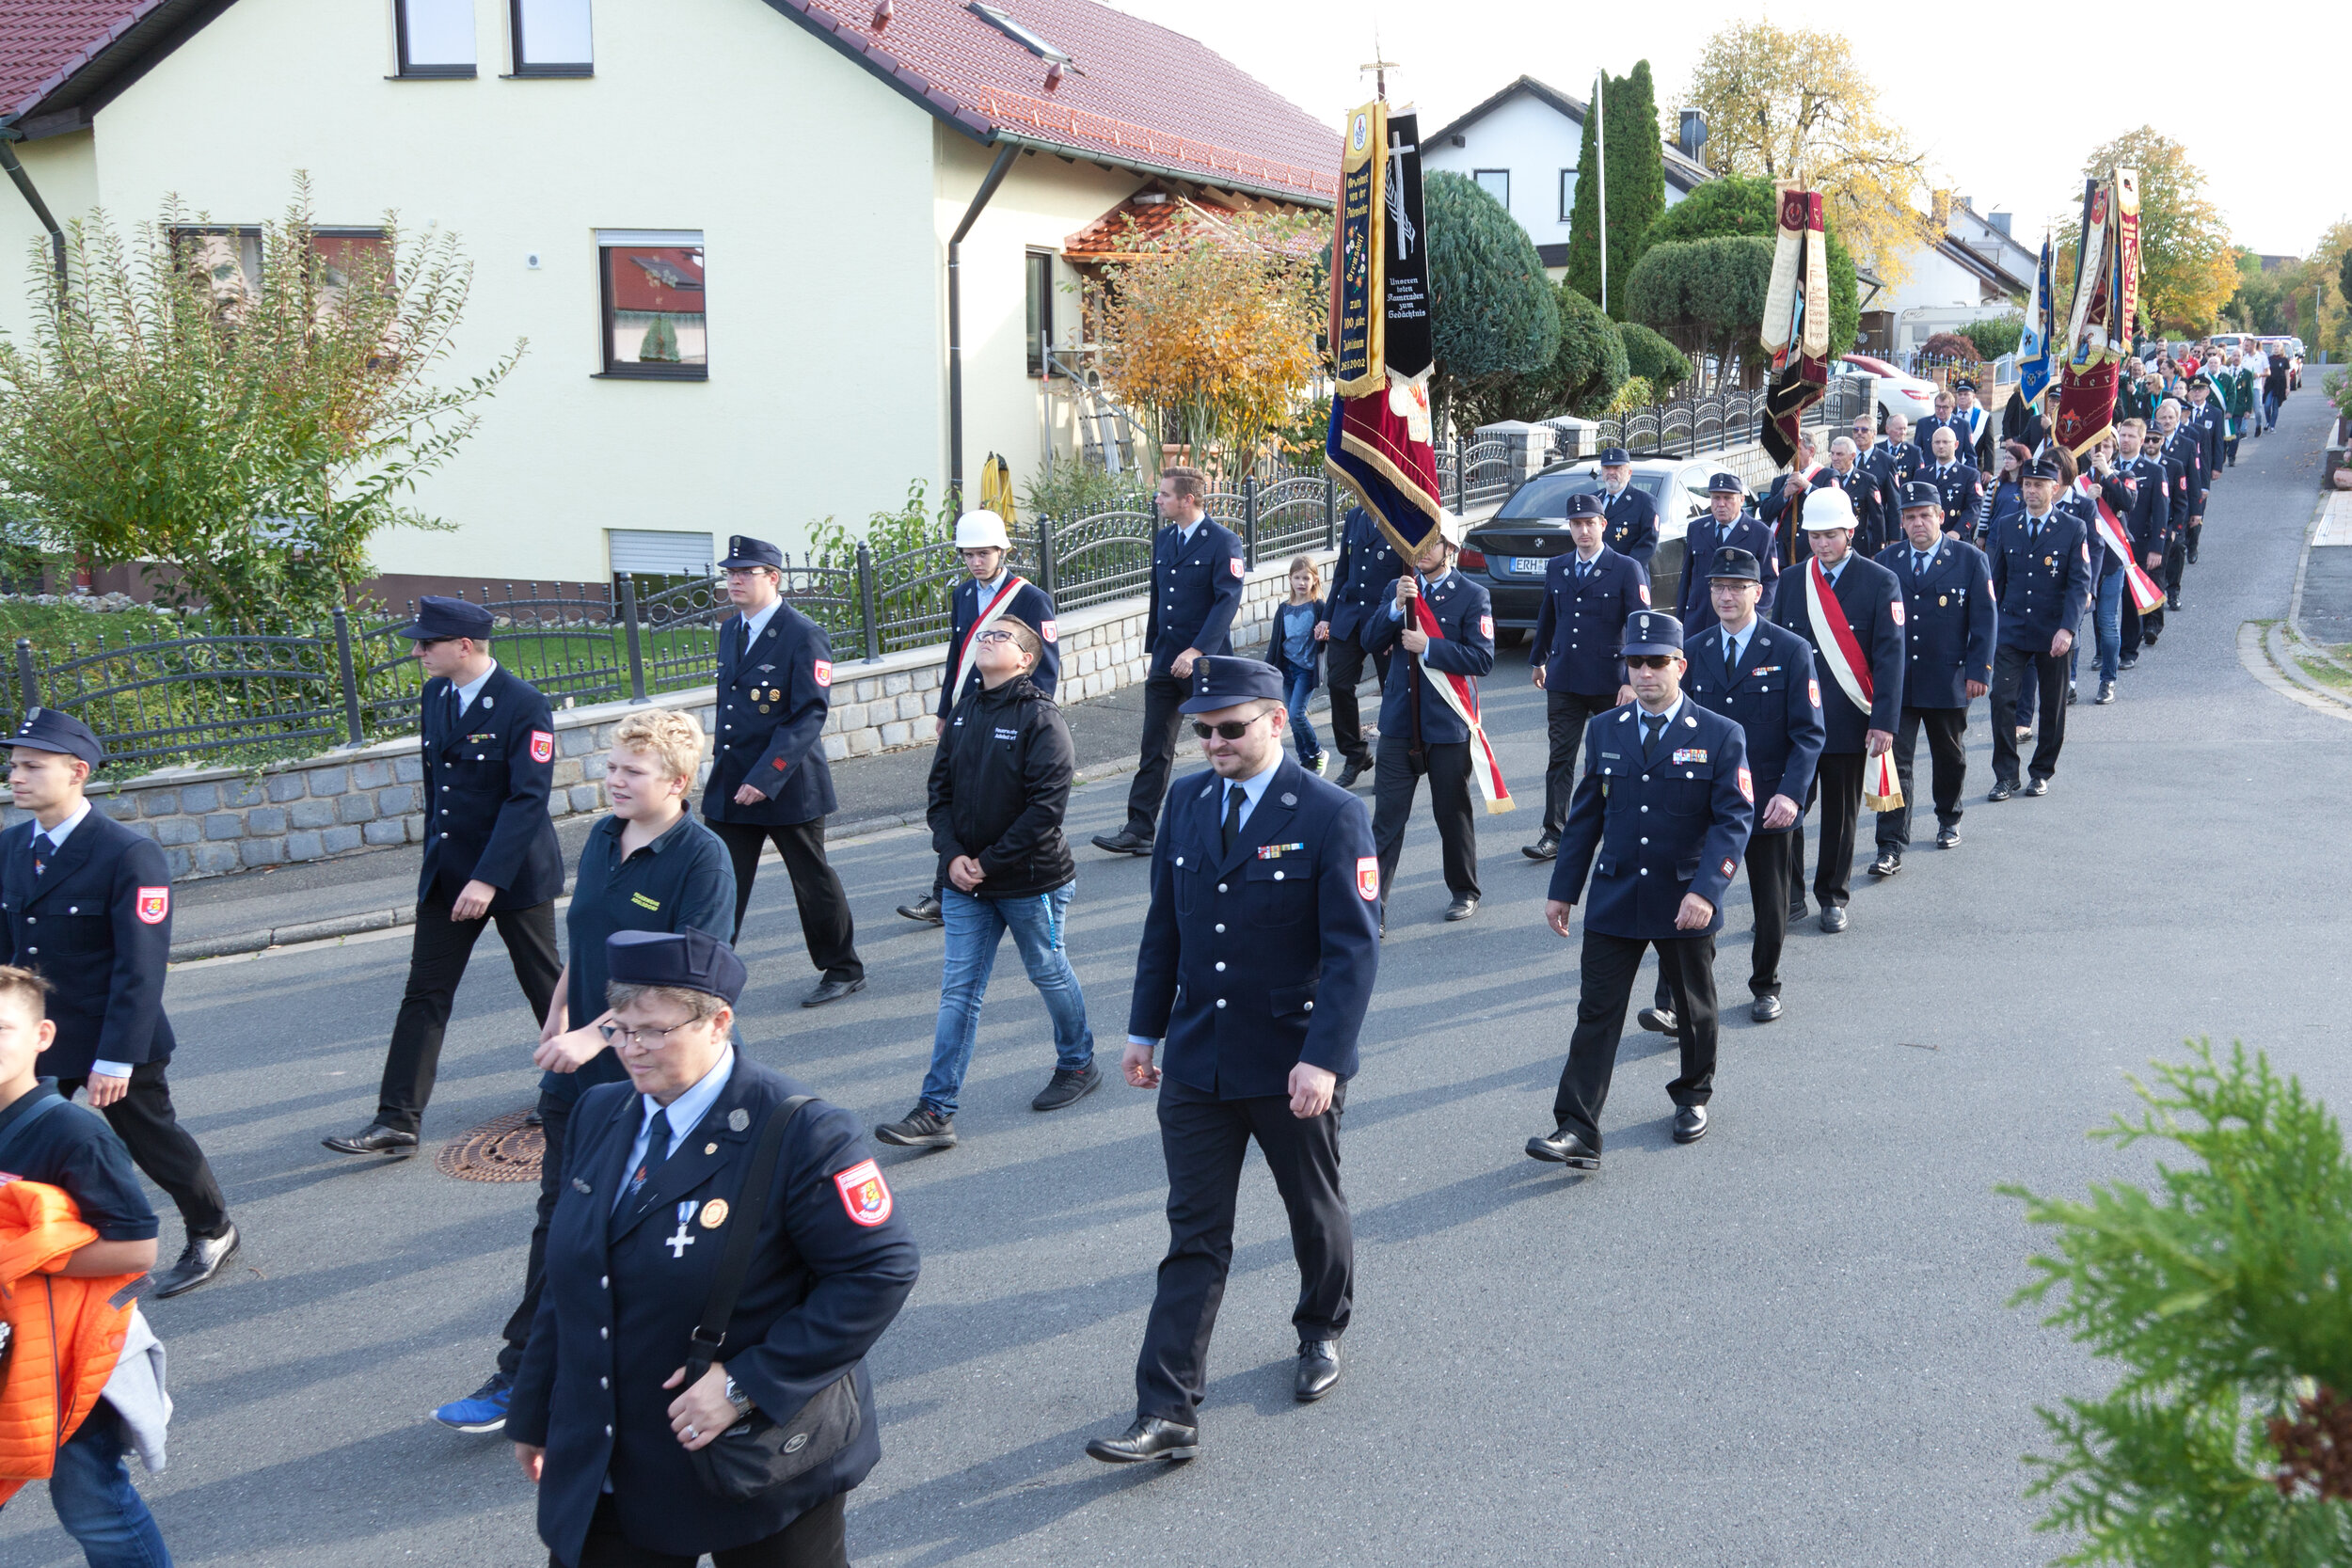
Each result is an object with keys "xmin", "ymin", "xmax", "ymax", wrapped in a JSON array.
[
  {"xmin": 1625, "ymin": 655, "xmax": 1678, "ymax": 670},
  {"xmin": 1191, "ymin": 713, "xmax": 1273, "ymax": 740}
]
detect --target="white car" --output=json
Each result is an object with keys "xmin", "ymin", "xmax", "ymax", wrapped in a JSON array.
[{"xmin": 1835, "ymin": 354, "xmax": 1940, "ymax": 429}]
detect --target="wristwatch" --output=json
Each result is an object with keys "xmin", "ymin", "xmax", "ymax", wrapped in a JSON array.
[{"xmin": 723, "ymin": 1375, "xmax": 755, "ymax": 1418}]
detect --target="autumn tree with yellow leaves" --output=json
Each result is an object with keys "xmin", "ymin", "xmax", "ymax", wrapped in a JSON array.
[
  {"xmin": 2051, "ymin": 128, "xmax": 2238, "ymax": 336},
  {"xmin": 1094, "ymin": 208, "xmax": 1327, "ymax": 474},
  {"xmin": 1680, "ymin": 20, "xmax": 1928, "ymax": 287}
]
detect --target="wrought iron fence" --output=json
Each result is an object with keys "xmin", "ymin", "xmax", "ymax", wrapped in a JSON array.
[{"xmin": 1581, "ymin": 375, "xmax": 1872, "ymax": 459}]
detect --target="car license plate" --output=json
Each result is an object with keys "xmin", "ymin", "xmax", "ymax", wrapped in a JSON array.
[{"xmin": 1512, "ymin": 556, "xmax": 1547, "ymax": 576}]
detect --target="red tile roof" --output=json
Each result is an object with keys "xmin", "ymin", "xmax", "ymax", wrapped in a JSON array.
[
  {"xmin": 778, "ymin": 0, "xmax": 1340, "ymax": 203},
  {"xmin": 0, "ymin": 1, "xmax": 156, "ymax": 120}
]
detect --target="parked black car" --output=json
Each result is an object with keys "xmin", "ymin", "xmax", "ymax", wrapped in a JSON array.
[{"xmin": 1460, "ymin": 457, "xmax": 1719, "ymax": 644}]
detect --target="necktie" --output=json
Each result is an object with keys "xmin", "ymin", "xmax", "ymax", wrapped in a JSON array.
[
  {"xmin": 30, "ymin": 833, "xmax": 53, "ymax": 877},
  {"xmin": 737, "ymin": 616, "xmax": 753, "ymax": 664},
  {"xmin": 1915, "ymin": 551, "xmax": 1931, "ymax": 577},
  {"xmin": 1221, "ymin": 784, "xmax": 1244, "ymax": 856},
  {"xmin": 626, "ymin": 1108, "xmax": 673, "ymax": 1203},
  {"xmin": 1641, "ymin": 713, "xmax": 1665, "ymax": 756},
  {"xmin": 1723, "ymin": 633, "xmax": 1738, "ymax": 669}
]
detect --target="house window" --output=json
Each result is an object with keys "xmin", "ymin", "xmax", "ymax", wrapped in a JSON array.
[
  {"xmin": 1025, "ymin": 251, "xmax": 1055, "ymax": 378},
  {"xmin": 1559, "ymin": 167, "xmax": 1577, "ymax": 222},
  {"xmin": 510, "ymin": 0, "xmax": 592, "ymax": 74},
  {"xmin": 1473, "ymin": 169, "xmax": 1510, "ymax": 210},
  {"xmin": 609, "ymin": 529, "xmax": 716, "ymax": 577},
  {"xmin": 171, "ymin": 227, "xmax": 390, "ymax": 301},
  {"xmin": 596, "ymin": 230, "xmax": 707, "ymax": 379},
  {"xmin": 396, "ymin": 0, "xmax": 477, "ymax": 77}
]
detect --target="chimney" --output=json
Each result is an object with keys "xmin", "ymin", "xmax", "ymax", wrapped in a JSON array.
[
  {"xmin": 1988, "ymin": 211, "xmax": 2012, "ymax": 238},
  {"xmin": 1677, "ymin": 108, "xmax": 1708, "ymax": 162},
  {"xmin": 1931, "ymin": 189, "xmax": 1950, "ymax": 231}
]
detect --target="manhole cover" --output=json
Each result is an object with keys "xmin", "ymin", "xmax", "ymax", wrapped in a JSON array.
[{"xmin": 437, "ymin": 1109, "xmax": 546, "ymax": 1183}]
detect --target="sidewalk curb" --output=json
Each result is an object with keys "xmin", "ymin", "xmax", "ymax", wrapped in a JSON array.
[{"xmin": 167, "ymin": 752, "xmax": 1153, "ymax": 965}]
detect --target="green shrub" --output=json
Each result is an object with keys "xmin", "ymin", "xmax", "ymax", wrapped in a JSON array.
[
  {"xmin": 1640, "ymin": 174, "xmax": 1857, "ymax": 363},
  {"xmin": 1455, "ymin": 281, "xmax": 1626, "ymax": 427},
  {"xmin": 1961, "ymin": 313, "xmax": 2026, "ymax": 360},
  {"xmin": 1425, "ymin": 171, "xmax": 1562, "ymax": 431},
  {"xmin": 1617, "ymin": 322, "xmax": 1692, "ymax": 393}
]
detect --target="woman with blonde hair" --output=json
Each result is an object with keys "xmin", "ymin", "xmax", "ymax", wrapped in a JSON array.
[{"xmin": 1263, "ymin": 554, "xmax": 1332, "ymax": 775}]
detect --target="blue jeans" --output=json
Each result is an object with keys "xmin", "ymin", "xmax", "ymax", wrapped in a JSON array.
[
  {"xmin": 2065, "ymin": 567, "xmax": 2126, "ymax": 688},
  {"xmin": 2265, "ymin": 391, "xmax": 2280, "ymax": 429},
  {"xmin": 921, "ymin": 883, "xmax": 1094, "ymax": 1116},
  {"xmin": 1284, "ymin": 671, "xmax": 1322, "ymax": 764},
  {"xmin": 47, "ymin": 1402, "xmax": 172, "ymax": 1567}
]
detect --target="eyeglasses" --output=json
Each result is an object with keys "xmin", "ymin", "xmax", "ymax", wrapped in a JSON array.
[
  {"xmin": 1191, "ymin": 713, "xmax": 1274, "ymax": 740},
  {"xmin": 598, "ymin": 1019, "xmax": 701, "ymax": 1050},
  {"xmin": 1625, "ymin": 655, "xmax": 1678, "ymax": 670},
  {"xmin": 975, "ymin": 629, "xmax": 1017, "ymax": 644}
]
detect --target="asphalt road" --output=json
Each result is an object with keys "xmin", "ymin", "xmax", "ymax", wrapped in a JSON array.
[{"xmin": 7, "ymin": 392, "xmax": 2349, "ymax": 1567}]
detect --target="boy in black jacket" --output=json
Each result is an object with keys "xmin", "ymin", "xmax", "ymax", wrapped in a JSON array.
[{"xmin": 877, "ymin": 617, "xmax": 1097, "ymax": 1148}]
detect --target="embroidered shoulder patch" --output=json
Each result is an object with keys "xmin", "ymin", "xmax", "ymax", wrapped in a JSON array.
[
  {"xmin": 834, "ymin": 1160, "xmax": 893, "ymax": 1227},
  {"xmin": 135, "ymin": 886, "xmax": 169, "ymax": 925},
  {"xmin": 1737, "ymin": 767, "xmax": 1754, "ymax": 803},
  {"xmin": 530, "ymin": 729, "xmax": 554, "ymax": 764},
  {"xmin": 1229, "ymin": 556, "xmax": 1245, "ymax": 578},
  {"xmin": 1040, "ymin": 619, "xmax": 1058, "ymax": 643},
  {"xmin": 1889, "ymin": 600, "xmax": 1905, "ymax": 626},
  {"xmin": 1638, "ymin": 582, "xmax": 1651, "ymax": 606},
  {"xmin": 1356, "ymin": 856, "xmax": 1379, "ymax": 901},
  {"xmin": 1480, "ymin": 614, "xmax": 1494, "ymax": 639},
  {"xmin": 813, "ymin": 659, "xmax": 834, "ymax": 688},
  {"xmin": 1807, "ymin": 679, "xmax": 1822, "ymax": 708}
]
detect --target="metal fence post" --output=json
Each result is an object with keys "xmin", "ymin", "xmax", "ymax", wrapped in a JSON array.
[
  {"xmin": 856, "ymin": 542, "xmax": 882, "ymax": 661},
  {"xmin": 1036, "ymin": 513, "xmax": 1057, "ymax": 598},
  {"xmin": 1243, "ymin": 473, "xmax": 1259, "ymax": 570},
  {"xmin": 14, "ymin": 638, "xmax": 35, "ymax": 713},
  {"xmin": 330, "ymin": 607, "xmax": 364, "ymax": 746},
  {"xmin": 618, "ymin": 576, "xmax": 648, "ymax": 703},
  {"xmin": 1454, "ymin": 441, "xmax": 1466, "ymax": 511},
  {"xmin": 1323, "ymin": 478, "xmax": 1336, "ymax": 549}
]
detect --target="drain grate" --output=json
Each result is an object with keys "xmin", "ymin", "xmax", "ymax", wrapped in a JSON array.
[{"xmin": 437, "ymin": 1109, "xmax": 546, "ymax": 1183}]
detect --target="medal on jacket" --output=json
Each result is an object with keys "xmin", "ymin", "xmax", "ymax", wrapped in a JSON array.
[{"xmin": 667, "ymin": 1201, "xmax": 700, "ymax": 1259}]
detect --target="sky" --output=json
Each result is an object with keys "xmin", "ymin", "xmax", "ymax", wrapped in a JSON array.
[{"xmin": 1112, "ymin": 0, "xmax": 2338, "ymax": 259}]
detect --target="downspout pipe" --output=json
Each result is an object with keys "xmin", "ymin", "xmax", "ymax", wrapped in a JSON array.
[
  {"xmin": 947, "ymin": 142, "xmax": 1020, "ymax": 509},
  {"xmin": 0, "ymin": 127, "xmax": 69, "ymax": 298}
]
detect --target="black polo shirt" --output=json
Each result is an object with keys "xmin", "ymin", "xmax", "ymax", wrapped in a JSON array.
[
  {"xmin": 0, "ymin": 1080, "xmax": 159, "ymax": 1241},
  {"xmin": 541, "ymin": 811, "xmax": 737, "ymax": 1104}
]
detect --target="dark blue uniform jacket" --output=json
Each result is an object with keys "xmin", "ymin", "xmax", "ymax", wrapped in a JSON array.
[
  {"xmin": 1919, "ymin": 461, "xmax": 1986, "ymax": 537},
  {"xmin": 1128, "ymin": 758, "xmax": 1379, "ymax": 1097},
  {"xmin": 1599, "ymin": 484, "xmax": 1661, "ymax": 569},
  {"xmin": 1878, "ymin": 537, "xmax": 1994, "ymax": 708},
  {"xmin": 1863, "ymin": 439, "xmax": 1918, "ymax": 497},
  {"xmin": 936, "ymin": 574, "xmax": 1060, "ymax": 721},
  {"xmin": 1770, "ymin": 554, "xmax": 1906, "ymax": 752},
  {"xmin": 2105, "ymin": 456, "xmax": 2171, "ymax": 557},
  {"xmin": 1145, "ymin": 520, "xmax": 1246, "ymax": 678},
  {"xmin": 1362, "ymin": 570, "xmax": 1496, "ymax": 745},
  {"xmin": 1988, "ymin": 509, "xmax": 2094, "ymax": 652},
  {"xmin": 1675, "ymin": 513, "xmax": 1778, "ymax": 628},
  {"xmin": 1327, "ymin": 507, "xmax": 1406, "ymax": 646},
  {"xmin": 419, "ymin": 664, "xmax": 564, "ymax": 910},
  {"xmin": 1548, "ymin": 699, "xmax": 1754, "ymax": 937},
  {"xmin": 0, "ymin": 810, "xmax": 176, "ymax": 1079},
  {"xmin": 704, "ymin": 603, "xmax": 838, "ymax": 828},
  {"xmin": 508, "ymin": 1056, "xmax": 919, "ymax": 1568},
  {"xmin": 1682, "ymin": 621, "xmax": 1824, "ymax": 817},
  {"xmin": 1533, "ymin": 546, "xmax": 1650, "ymax": 697}
]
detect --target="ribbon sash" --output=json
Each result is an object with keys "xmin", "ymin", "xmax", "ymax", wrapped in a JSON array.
[
  {"xmin": 1804, "ymin": 559, "xmax": 1872, "ymax": 715},
  {"xmin": 2075, "ymin": 478, "xmax": 2167, "ymax": 614},
  {"xmin": 950, "ymin": 576, "xmax": 1031, "ymax": 701},
  {"xmin": 1406, "ymin": 592, "xmax": 1514, "ymax": 814}
]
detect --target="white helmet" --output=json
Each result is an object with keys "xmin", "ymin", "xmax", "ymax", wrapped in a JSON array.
[
  {"xmin": 1436, "ymin": 510, "xmax": 1468, "ymax": 547},
  {"xmin": 1799, "ymin": 484, "xmax": 1858, "ymax": 532},
  {"xmin": 954, "ymin": 509, "xmax": 1011, "ymax": 550}
]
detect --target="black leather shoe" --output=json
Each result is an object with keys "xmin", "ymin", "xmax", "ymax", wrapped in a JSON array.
[
  {"xmin": 1334, "ymin": 759, "xmax": 1366, "ymax": 789},
  {"xmin": 802, "ymin": 975, "xmax": 866, "ymax": 1008},
  {"xmin": 1868, "ymin": 852, "xmax": 1900, "ymax": 877},
  {"xmin": 2141, "ymin": 627, "xmax": 2160, "ymax": 646},
  {"xmin": 2096, "ymin": 681, "xmax": 2116, "ymax": 705},
  {"xmin": 1750, "ymin": 995, "xmax": 1782, "ymax": 1022},
  {"xmin": 1788, "ymin": 897, "xmax": 1809, "ymax": 921},
  {"xmin": 1525, "ymin": 1126, "xmax": 1600, "ymax": 1169},
  {"xmin": 2022, "ymin": 778, "xmax": 2049, "ymax": 798},
  {"xmin": 1295, "ymin": 1339, "xmax": 1341, "ymax": 1402},
  {"xmin": 1636, "ymin": 1006, "xmax": 1677, "ymax": 1035},
  {"xmin": 1819, "ymin": 906, "xmax": 1849, "ymax": 933},
  {"xmin": 2118, "ymin": 654, "xmax": 2138, "ymax": 671},
  {"xmin": 1086, "ymin": 1416, "xmax": 1200, "ymax": 1464},
  {"xmin": 1521, "ymin": 833, "xmax": 1559, "ymax": 861},
  {"xmin": 1673, "ymin": 1105, "xmax": 1708, "ymax": 1144},
  {"xmin": 1987, "ymin": 781, "xmax": 2014, "ymax": 802},
  {"xmin": 1090, "ymin": 828, "xmax": 1153, "ymax": 856},
  {"xmin": 323, "ymin": 1122, "xmax": 418, "ymax": 1156},
  {"xmin": 897, "ymin": 893, "xmax": 945, "ymax": 926},
  {"xmin": 2167, "ymin": 594, "xmax": 2183, "ymax": 611},
  {"xmin": 153, "ymin": 1224, "xmax": 239, "ymax": 1298},
  {"xmin": 2065, "ymin": 685, "xmax": 2078, "ymax": 706},
  {"xmin": 1443, "ymin": 896, "xmax": 1479, "ymax": 922},
  {"xmin": 1935, "ymin": 826, "xmax": 1962, "ymax": 849},
  {"xmin": 1031, "ymin": 1064, "xmax": 1101, "ymax": 1112}
]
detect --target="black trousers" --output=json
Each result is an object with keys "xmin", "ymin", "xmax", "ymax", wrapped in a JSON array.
[
  {"xmin": 1122, "ymin": 672, "xmax": 1191, "ymax": 836},
  {"xmin": 2185, "ymin": 519, "xmax": 2203, "ymax": 562},
  {"xmin": 1541, "ymin": 689, "xmax": 1619, "ymax": 835},
  {"xmin": 55, "ymin": 1060, "xmax": 230, "ymax": 1240},
  {"xmin": 1552, "ymin": 929, "xmax": 1717, "ymax": 1149},
  {"xmin": 711, "ymin": 819, "xmax": 863, "ymax": 982},
  {"xmin": 379, "ymin": 891, "xmax": 562, "ymax": 1135},
  {"xmin": 565, "ymin": 1491, "xmax": 847, "ymax": 1568},
  {"xmin": 498, "ymin": 1087, "xmax": 574, "ymax": 1379},
  {"xmin": 1323, "ymin": 639, "xmax": 1391, "ymax": 768},
  {"xmin": 1135, "ymin": 1074, "xmax": 1352, "ymax": 1426},
  {"xmin": 1877, "ymin": 706, "xmax": 1967, "ymax": 847},
  {"xmin": 1990, "ymin": 646, "xmax": 2068, "ymax": 784},
  {"xmin": 1370, "ymin": 736, "xmax": 1478, "ymax": 914},
  {"xmin": 1802, "ymin": 752, "xmax": 1867, "ymax": 910},
  {"xmin": 1651, "ymin": 826, "xmax": 1792, "ymax": 1006}
]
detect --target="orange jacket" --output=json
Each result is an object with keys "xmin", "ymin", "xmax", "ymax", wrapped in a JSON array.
[{"xmin": 0, "ymin": 1179, "xmax": 140, "ymax": 1499}]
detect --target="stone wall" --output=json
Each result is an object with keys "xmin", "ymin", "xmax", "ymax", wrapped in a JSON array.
[{"xmin": 25, "ymin": 548, "xmax": 1335, "ymax": 882}]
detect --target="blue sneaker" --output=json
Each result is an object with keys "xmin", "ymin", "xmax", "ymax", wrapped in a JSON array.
[{"xmin": 433, "ymin": 1371, "xmax": 513, "ymax": 1433}]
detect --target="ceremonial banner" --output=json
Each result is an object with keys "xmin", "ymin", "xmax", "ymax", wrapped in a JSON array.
[
  {"xmin": 1803, "ymin": 559, "xmax": 1902, "ymax": 811},
  {"xmin": 2075, "ymin": 476, "xmax": 2167, "ymax": 615},
  {"xmin": 1761, "ymin": 185, "xmax": 1829, "ymax": 467},
  {"xmin": 2055, "ymin": 170, "xmax": 2139, "ymax": 457},
  {"xmin": 1327, "ymin": 101, "xmax": 1444, "ymax": 561},
  {"xmin": 1406, "ymin": 585, "xmax": 1514, "ymax": 813},
  {"xmin": 2017, "ymin": 237, "xmax": 2054, "ymax": 410}
]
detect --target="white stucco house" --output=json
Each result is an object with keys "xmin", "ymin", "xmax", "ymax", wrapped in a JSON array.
[
  {"xmin": 0, "ymin": 0, "xmax": 1336, "ymax": 603},
  {"xmin": 1861, "ymin": 193, "xmax": 2038, "ymax": 355},
  {"xmin": 1420, "ymin": 74, "xmax": 1709, "ymax": 277}
]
